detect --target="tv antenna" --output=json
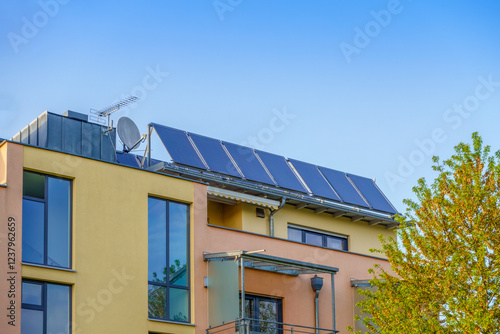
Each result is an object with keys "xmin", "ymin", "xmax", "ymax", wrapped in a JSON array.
[
  {"xmin": 116, "ymin": 117, "xmax": 146, "ymax": 153},
  {"xmin": 90, "ymin": 96, "xmax": 139, "ymax": 130}
]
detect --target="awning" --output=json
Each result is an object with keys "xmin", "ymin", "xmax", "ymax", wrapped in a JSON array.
[{"xmin": 207, "ymin": 186, "xmax": 280, "ymax": 210}]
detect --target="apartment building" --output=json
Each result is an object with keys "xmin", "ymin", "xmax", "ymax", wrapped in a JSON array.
[{"xmin": 0, "ymin": 110, "xmax": 398, "ymax": 334}]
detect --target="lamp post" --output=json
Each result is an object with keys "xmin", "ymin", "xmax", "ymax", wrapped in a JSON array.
[{"xmin": 311, "ymin": 275, "xmax": 323, "ymax": 334}]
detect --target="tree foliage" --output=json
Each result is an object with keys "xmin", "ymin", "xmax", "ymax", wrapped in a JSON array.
[{"xmin": 351, "ymin": 133, "xmax": 500, "ymax": 333}]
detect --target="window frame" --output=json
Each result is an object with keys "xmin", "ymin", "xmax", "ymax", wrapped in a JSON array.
[
  {"xmin": 21, "ymin": 279, "xmax": 72, "ymax": 334},
  {"xmin": 287, "ymin": 225, "xmax": 348, "ymax": 251},
  {"xmin": 22, "ymin": 171, "xmax": 73, "ymax": 269},
  {"xmin": 148, "ymin": 196, "xmax": 191, "ymax": 323}
]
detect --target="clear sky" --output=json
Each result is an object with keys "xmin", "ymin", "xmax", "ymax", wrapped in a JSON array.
[{"xmin": 2, "ymin": 0, "xmax": 500, "ymax": 213}]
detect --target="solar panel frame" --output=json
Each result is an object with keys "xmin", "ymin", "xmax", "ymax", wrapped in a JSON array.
[
  {"xmin": 318, "ymin": 167, "xmax": 370, "ymax": 208},
  {"xmin": 152, "ymin": 123, "xmax": 206, "ymax": 170},
  {"xmin": 188, "ymin": 133, "xmax": 242, "ymax": 178},
  {"xmin": 255, "ymin": 150, "xmax": 307, "ymax": 193},
  {"xmin": 347, "ymin": 174, "xmax": 398, "ymax": 214},
  {"xmin": 223, "ymin": 141, "xmax": 275, "ymax": 185},
  {"xmin": 288, "ymin": 159, "xmax": 341, "ymax": 201}
]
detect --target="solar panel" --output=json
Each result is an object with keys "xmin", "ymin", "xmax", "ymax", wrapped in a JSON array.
[
  {"xmin": 223, "ymin": 142, "xmax": 275, "ymax": 185},
  {"xmin": 116, "ymin": 152, "xmax": 140, "ymax": 168},
  {"xmin": 189, "ymin": 133, "xmax": 241, "ymax": 178},
  {"xmin": 288, "ymin": 159, "xmax": 341, "ymax": 201},
  {"xmin": 255, "ymin": 151, "xmax": 307, "ymax": 193},
  {"xmin": 347, "ymin": 174, "xmax": 398, "ymax": 214},
  {"xmin": 318, "ymin": 167, "xmax": 369, "ymax": 208},
  {"xmin": 152, "ymin": 124, "xmax": 206, "ymax": 169}
]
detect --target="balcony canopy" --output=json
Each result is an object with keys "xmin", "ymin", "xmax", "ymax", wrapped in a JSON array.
[{"xmin": 203, "ymin": 250, "xmax": 339, "ymax": 276}]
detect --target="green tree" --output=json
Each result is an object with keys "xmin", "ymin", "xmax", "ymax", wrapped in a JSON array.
[{"xmin": 350, "ymin": 133, "xmax": 500, "ymax": 333}]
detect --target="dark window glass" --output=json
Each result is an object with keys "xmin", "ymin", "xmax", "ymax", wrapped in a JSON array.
[
  {"xmin": 148, "ymin": 198, "xmax": 167, "ymax": 283},
  {"xmin": 22, "ymin": 280, "xmax": 71, "ymax": 334},
  {"xmin": 21, "ymin": 282, "xmax": 42, "ymax": 305},
  {"xmin": 169, "ymin": 288, "xmax": 189, "ymax": 322},
  {"xmin": 241, "ymin": 295, "xmax": 282, "ymax": 334},
  {"xmin": 148, "ymin": 197, "xmax": 190, "ymax": 322},
  {"xmin": 47, "ymin": 284, "xmax": 70, "ymax": 334},
  {"xmin": 287, "ymin": 227, "xmax": 302, "ymax": 242},
  {"xmin": 326, "ymin": 236, "xmax": 344, "ymax": 250},
  {"xmin": 22, "ymin": 200, "xmax": 45, "ymax": 264},
  {"xmin": 47, "ymin": 178, "xmax": 71, "ymax": 267},
  {"xmin": 305, "ymin": 231, "xmax": 323, "ymax": 247},
  {"xmin": 23, "ymin": 172, "xmax": 45, "ymax": 199},
  {"xmin": 148, "ymin": 284, "xmax": 166, "ymax": 318},
  {"xmin": 288, "ymin": 226, "xmax": 348, "ymax": 251},
  {"xmin": 21, "ymin": 309, "xmax": 43, "ymax": 334},
  {"xmin": 169, "ymin": 202, "xmax": 188, "ymax": 287},
  {"xmin": 22, "ymin": 171, "xmax": 72, "ymax": 268}
]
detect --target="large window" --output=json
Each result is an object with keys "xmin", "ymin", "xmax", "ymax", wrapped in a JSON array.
[
  {"xmin": 288, "ymin": 225, "xmax": 348, "ymax": 251},
  {"xmin": 148, "ymin": 197, "xmax": 190, "ymax": 322},
  {"xmin": 22, "ymin": 171, "xmax": 72, "ymax": 268},
  {"xmin": 21, "ymin": 280, "xmax": 71, "ymax": 334}
]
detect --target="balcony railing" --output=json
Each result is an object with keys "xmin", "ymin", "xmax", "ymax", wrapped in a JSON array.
[{"xmin": 207, "ymin": 318, "xmax": 339, "ymax": 334}]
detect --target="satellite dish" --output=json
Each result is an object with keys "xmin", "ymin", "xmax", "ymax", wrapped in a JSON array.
[{"xmin": 117, "ymin": 117, "xmax": 145, "ymax": 152}]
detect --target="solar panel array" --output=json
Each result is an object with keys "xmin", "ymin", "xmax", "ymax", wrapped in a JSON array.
[{"xmin": 152, "ymin": 123, "xmax": 397, "ymax": 214}]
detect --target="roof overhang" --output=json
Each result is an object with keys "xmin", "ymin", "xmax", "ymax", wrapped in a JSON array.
[{"xmin": 203, "ymin": 250, "xmax": 339, "ymax": 276}]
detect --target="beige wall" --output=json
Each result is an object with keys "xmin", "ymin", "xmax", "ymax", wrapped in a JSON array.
[{"xmin": 0, "ymin": 142, "xmax": 23, "ymax": 334}]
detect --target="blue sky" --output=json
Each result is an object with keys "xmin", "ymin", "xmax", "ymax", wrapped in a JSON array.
[{"xmin": 2, "ymin": 0, "xmax": 500, "ymax": 212}]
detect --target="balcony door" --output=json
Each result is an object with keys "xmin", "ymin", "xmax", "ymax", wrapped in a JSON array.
[{"xmin": 242, "ymin": 295, "xmax": 283, "ymax": 333}]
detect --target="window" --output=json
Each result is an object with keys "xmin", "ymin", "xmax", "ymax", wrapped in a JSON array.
[
  {"xmin": 148, "ymin": 197, "xmax": 190, "ymax": 322},
  {"xmin": 287, "ymin": 225, "xmax": 348, "ymax": 251},
  {"xmin": 241, "ymin": 295, "xmax": 283, "ymax": 334},
  {"xmin": 21, "ymin": 280, "xmax": 71, "ymax": 334},
  {"xmin": 22, "ymin": 171, "xmax": 72, "ymax": 268}
]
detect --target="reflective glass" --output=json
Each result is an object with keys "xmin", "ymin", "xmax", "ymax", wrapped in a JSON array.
[
  {"xmin": 326, "ymin": 236, "xmax": 344, "ymax": 250},
  {"xmin": 169, "ymin": 288, "xmax": 189, "ymax": 322},
  {"xmin": 47, "ymin": 284, "xmax": 70, "ymax": 334},
  {"xmin": 21, "ymin": 309, "xmax": 43, "ymax": 334},
  {"xmin": 148, "ymin": 284, "xmax": 166, "ymax": 318},
  {"xmin": 22, "ymin": 199, "xmax": 45, "ymax": 264},
  {"xmin": 148, "ymin": 198, "xmax": 167, "ymax": 282},
  {"xmin": 23, "ymin": 172, "xmax": 45, "ymax": 199},
  {"xmin": 169, "ymin": 202, "xmax": 188, "ymax": 287},
  {"xmin": 22, "ymin": 282, "xmax": 42, "ymax": 305},
  {"xmin": 305, "ymin": 232, "xmax": 323, "ymax": 247},
  {"xmin": 258, "ymin": 300, "xmax": 278, "ymax": 334},
  {"xmin": 287, "ymin": 228, "xmax": 302, "ymax": 242},
  {"xmin": 47, "ymin": 178, "xmax": 71, "ymax": 268}
]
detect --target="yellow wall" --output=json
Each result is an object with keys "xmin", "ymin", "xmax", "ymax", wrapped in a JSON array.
[
  {"xmin": 208, "ymin": 199, "xmax": 393, "ymax": 257},
  {"xmin": 274, "ymin": 204, "xmax": 393, "ymax": 256},
  {"xmin": 22, "ymin": 146, "xmax": 196, "ymax": 334}
]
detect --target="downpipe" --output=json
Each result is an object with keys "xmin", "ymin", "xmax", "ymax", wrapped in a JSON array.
[
  {"xmin": 315, "ymin": 290, "xmax": 320, "ymax": 334},
  {"xmin": 269, "ymin": 197, "xmax": 286, "ymax": 237}
]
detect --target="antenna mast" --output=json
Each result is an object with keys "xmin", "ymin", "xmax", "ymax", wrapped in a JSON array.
[{"xmin": 90, "ymin": 96, "xmax": 139, "ymax": 130}]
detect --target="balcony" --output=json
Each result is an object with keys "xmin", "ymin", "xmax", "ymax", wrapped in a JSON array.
[
  {"xmin": 207, "ymin": 318, "xmax": 338, "ymax": 334},
  {"xmin": 204, "ymin": 251, "xmax": 339, "ymax": 334}
]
